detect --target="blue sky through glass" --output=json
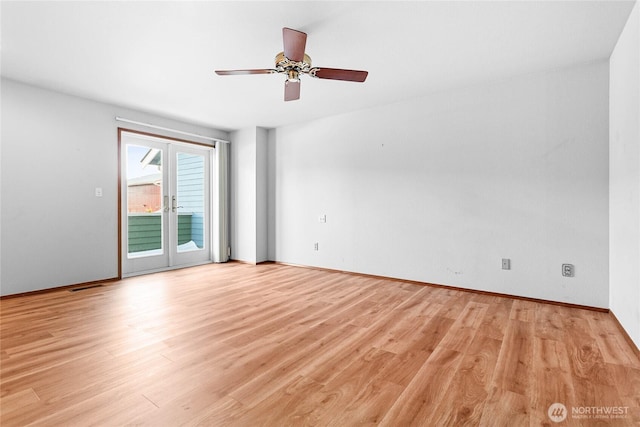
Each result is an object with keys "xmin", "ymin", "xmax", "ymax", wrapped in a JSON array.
[{"xmin": 127, "ymin": 144, "xmax": 161, "ymax": 179}]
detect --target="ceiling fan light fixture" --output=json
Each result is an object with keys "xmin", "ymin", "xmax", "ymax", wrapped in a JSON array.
[{"xmin": 287, "ymin": 69, "xmax": 300, "ymax": 82}]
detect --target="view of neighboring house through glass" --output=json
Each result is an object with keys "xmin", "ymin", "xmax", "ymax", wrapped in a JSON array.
[
  {"xmin": 126, "ymin": 145, "xmax": 206, "ymax": 257},
  {"xmin": 127, "ymin": 145, "xmax": 164, "ymax": 257},
  {"xmin": 176, "ymin": 152, "xmax": 205, "ymax": 252}
]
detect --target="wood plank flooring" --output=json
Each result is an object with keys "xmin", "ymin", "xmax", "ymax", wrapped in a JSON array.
[{"xmin": 1, "ymin": 262, "xmax": 638, "ymax": 426}]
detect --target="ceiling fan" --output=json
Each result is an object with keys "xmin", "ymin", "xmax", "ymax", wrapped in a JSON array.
[{"xmin": 215, "ymin": 27, "xmax": 368, "ymax": 101}]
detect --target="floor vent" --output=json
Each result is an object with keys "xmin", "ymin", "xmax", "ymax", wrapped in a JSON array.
[{"xmin": 70, "ymin": 284, "xmax": 103, "ymax": 292}]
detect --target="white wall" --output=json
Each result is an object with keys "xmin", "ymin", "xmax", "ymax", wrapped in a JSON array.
[
  {"xmin": 610, "ymin": 1, "xmax": 640, "ymax": 349},
  {"xmin": 256, "ymin": 127, "xmax": 269, "ymax": 263},
  {"xmin": 229, "ymin": 126, "xmax": 269, "ymax": 263},
  {"xmin": 268, "ymin": 129, "xmax": 277, "ymax": 262},
  {"xmin": 230, "ymin": 127, "xmax": 257, "ymax": 263},
  {"xmin": 0, "ymin": 78, "xmax": 229, "ymax": 296},
  {"xmin": 269, "ymin": 61, "xmax": 610, "ymax": 308}
]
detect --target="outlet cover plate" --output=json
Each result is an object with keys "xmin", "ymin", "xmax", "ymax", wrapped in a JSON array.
[{"xmin": 562, "ymin": 264, "xmax": 574, "ymax": 277}]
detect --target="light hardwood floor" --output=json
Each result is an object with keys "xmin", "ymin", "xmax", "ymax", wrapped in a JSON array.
[{"xmin": 1, "ymin": 262, "xmax": 638, "ymax": 426}]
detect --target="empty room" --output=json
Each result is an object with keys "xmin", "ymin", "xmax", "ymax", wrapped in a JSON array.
[{"xmin": 1, "ymin": 1, "xmax": 639, "ymax": 426}]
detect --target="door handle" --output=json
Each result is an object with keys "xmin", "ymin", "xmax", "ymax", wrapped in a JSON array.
[{"xmin": 172, "ymin": 196, "xmax": 183, "ymax": 212}]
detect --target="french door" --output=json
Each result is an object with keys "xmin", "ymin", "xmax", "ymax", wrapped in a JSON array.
[{"xmin": 121, "ymin": 131, "xmax": 212, "ymax": 277}]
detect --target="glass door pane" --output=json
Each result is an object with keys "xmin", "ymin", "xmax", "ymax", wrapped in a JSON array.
[
  {"xmin": 175, "ymin": 152, "xmax": 205, "ymax": 253},
  {"xmin": 127, "ymin": 144, "xmax": 164, "ymax": 258}
]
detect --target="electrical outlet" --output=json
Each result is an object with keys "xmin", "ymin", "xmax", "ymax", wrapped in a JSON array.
[
  {"xmin": 319, "ymin": 214, "xmax": 326, "ymax": 223},
  {"xmin": 562, "ymin": 264, "xmax": 574, "ymax": 277},
  {"xmin": 95, "ymin": 187, "xmax": 103, "ymax": 197},
  {"xmin": 314, "ymin": 242, "xmax": 319, "ymax": 251},
  {"xmin": 502, "ymin": 258, "xmax": 511, "ymax": 270}
]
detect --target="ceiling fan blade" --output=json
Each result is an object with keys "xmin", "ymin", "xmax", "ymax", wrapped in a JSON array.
[
  {"xmin": 313, "ymin": 68, "xmax": 368, "ymax": 82},
  {"xmin": 284, "ymin": 80, "xmax": 300, "ymax": 101},
  {"xmin": 283, "ymin": 27, "xmax": 307, "ymax": 62},
  {"xmin": 215, "ymin": 69, "xmax": 274, "ymax": 76}
]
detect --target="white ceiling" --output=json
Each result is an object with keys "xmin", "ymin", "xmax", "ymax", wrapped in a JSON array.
[{"xmin": 1, "ymin": 1, "xmax": 635, "ymax": 131}]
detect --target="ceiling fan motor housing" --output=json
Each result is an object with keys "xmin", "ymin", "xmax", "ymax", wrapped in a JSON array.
[{"xmin": 275, "ymin": 52, "xmax": 315, "ymax": 81}]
